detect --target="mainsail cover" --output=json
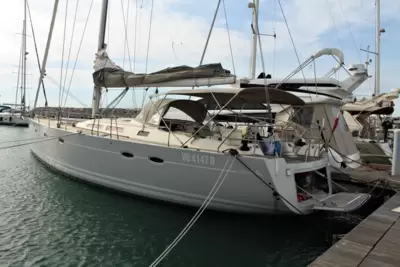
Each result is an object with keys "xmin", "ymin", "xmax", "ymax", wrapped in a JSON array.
[{"xmin": 93, "ymin": 49, "xmax": 234, "ymax": 88}]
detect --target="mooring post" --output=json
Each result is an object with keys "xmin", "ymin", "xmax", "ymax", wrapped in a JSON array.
[{"xmin": 391, "ymin": 129, "xmax": 400, "ymax": 176}]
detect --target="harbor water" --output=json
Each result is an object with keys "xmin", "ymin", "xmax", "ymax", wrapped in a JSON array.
[{"xmin": 0, "ymin": 126, "xmax": 364, "ymax": 267}]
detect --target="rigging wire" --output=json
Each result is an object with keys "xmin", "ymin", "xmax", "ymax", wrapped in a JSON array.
[
  {"xmin": 199, "ymin": 0, "xmax": 221, "ymax": 66},
  {"xmin": 62, "ymin": 0, "xmax": 95, "ymax": 108},
  {"xmin": 59, "ymin": 0, "xmax": 69, "ymax": 109},
  {"xmin": 26, "ymin": 0, "xmax": 48, "ymax": 107},
  {"xmin": 272, "ymin": 0, "xmax": 277, "ymax": 76},
  {"xmin": 14, "ymin": 28, "xmax": 24, "ymax": 111},
  {"xmin": 144, "ymin": 0, "xmax": 154, "ymax": 74},
  {"xmin": 222, "ymin": 0, "xmax": 236, "ymax": 75},
  {"xmin": 324, "ymin": 0, "xmax": 344, "ymax": 53},
  {"xmin": 131, "ymin": 0, "xmax": 140, "ymax": 114},
  {"xmin": 276, "ymin": 0, "xmax": 312, "ymax": 102},
  {"xmin": 61, "ymin": 0, "xmax": 80, "ymax": 106},
  {"xmin": 120, "ymin": 0, "xmax": 137, "ymax": 109},
  {"xmin": 46, "ymin": 75, "xmax": 88, "ymax": 108},
  {"xmin": 121, "ymin": 0, "xmax": 133, "ymax": 72},
  {"xmin": 133, "ymin": 0, "xmax": 139, "ymax": 72},
  {"xmin": 141, "ymin": 0, "xmax": 155, "ymax": 109},
  {"xmin": 338, "ymin": 0, "xmax": 362, "ymax": 62}
]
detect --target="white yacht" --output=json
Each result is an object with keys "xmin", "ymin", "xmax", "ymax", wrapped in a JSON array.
[
  {"xmin": 30, "ymin": 85, "xmax": 370, "ymax": 214},
  {"xmin": 29, "ymin": 0, "xmax": 369, "ymax": 215},
  {"xmin": 0, "ymin": 105, "xmax": 29, "ymax": 127}
]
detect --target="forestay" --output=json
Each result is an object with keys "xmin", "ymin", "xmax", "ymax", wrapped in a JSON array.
[{"xmin": 92, "ymin": 49, "xmax": 235, "ymax": 88}]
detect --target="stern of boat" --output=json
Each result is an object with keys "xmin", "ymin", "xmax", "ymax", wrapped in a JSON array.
[{"xmin": 265, "ymin": 155, "xmax": 370, "ymax": 215}]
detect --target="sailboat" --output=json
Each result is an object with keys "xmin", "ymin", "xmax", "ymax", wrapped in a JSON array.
[
  {"xmin": 29, "ymin": 0, "xmax": 370, "ymax": 215},
  {"xmin": 0, "ymin": 0, "xmax": 29, "ymax": 127},
  {"xmin": 340, "ymin": 0, "xmax": 396, "ymax": 166}
]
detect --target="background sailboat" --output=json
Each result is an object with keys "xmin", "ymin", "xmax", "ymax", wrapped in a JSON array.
[{"xmin": 0, "ymin": 0, "xmax": 29, "ymax": 127}]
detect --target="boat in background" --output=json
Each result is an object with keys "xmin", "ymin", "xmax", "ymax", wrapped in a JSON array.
[
  {"xmin": 1, "ymin": 0, "xmax": 29, "ymax": 128},
  {"xmin": 342, "ymin": 88, "xmax": 400, "ymax": 166},
  {"xmin": 0, "ymin": 104, "xmax": 29, "ymax": 127}
]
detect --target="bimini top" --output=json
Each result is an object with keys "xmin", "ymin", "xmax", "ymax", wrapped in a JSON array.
[
  {"xmin": 136, "ymin": 87, "xmax": 304, "ymax": 126},
  {"xmin": 135, "ymin": 98, "xmax": 208, "ymax": 126},
  {"xmin": 159, "ymin": 87, "xmax": 305, "ymax": 110}
]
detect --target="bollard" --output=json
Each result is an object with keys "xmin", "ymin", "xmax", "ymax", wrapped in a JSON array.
[{"xmin": 391, "ymin": 129, "xmax": 400, "ymax": 176}]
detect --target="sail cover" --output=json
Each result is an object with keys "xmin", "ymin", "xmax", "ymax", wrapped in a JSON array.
[{"xmin": 92, "ymin": 49, "xmax": 234, "ymax": 88}]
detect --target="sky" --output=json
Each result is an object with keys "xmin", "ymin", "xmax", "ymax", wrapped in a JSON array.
[{"xmin": 0, "ymin": 0, "xmax": 399, "ymax": 114}]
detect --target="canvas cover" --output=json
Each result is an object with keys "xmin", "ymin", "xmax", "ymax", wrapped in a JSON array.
[
  {"xmin": 164, "ymin": 87, "xmax": 305, "ymax": 108},
  {"xmin": 135, "ymin": 98, "xmax": 207, "ymax": 126},
  {"xmin": 92, "ymin": 49, "xmax": 233, "ymax": 88},
  {"xmin": 275, "ymin": 103, "xmax": 358, "ymax": 157}
]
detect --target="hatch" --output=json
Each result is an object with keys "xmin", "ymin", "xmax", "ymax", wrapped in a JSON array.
[{"xmin": 312, "ymin": 192, "xmax": 371, "ymax": 212}]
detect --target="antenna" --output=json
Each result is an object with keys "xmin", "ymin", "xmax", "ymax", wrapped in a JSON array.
[{"xmin": 360, "ymin": 45, "xmax": 376, "ymax": 68}]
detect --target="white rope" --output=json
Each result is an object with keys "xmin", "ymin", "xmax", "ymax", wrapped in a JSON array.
[{"xmin": 149, "ymin": 154, "xmax": 236, "ymax": 267}]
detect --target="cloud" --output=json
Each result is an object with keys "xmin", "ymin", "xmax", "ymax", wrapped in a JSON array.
[{"xmin": 0, "ymin": 0, "xmax": 399, "ymax": 114}]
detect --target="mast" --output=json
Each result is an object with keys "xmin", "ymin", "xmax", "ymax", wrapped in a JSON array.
[
  {"xmin": 91, "ymin": 0, "xmax": 108, "ymax": 118},
  {"xmin": 32, "ymin": 0, "xmax": 59, "ymax": 112},
  {"xmin": 248, "ymin": 0, "xmax": 259, "ymax": 80},
  {"xmin": 374, "ymin": 0, "xmax": 381, "ymax": 96},
  {"xmin": 22, "ymin": 0, "xmax": 27, "ymax": 114},
  {"xmin": 15, "ymin": 25, "xmax": 24, "ymax": 114}
]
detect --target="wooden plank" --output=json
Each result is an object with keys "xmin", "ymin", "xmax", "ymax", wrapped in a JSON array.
[
  {"xmin": 360, "ymin": 228, "xmax": 400, "ymax": 266},
  {"xmin": 345, "ymin": 214, "xmax": 393, "ymax": 247},
  {"xmin": 309, "ymin": 240, "xmax": 372, "ymax": 267},
  {"xmin": 309, "ymin": 193, "xmax": 400, "ymax": 267}
]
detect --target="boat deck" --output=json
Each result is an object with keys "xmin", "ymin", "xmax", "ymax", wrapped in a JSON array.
[
  {"xmin": 32, "ymin": 118, "xmax": 324, "ymax": 163},
  {"xmin": 309, "ymin": 192, "xmax": 400, "ymax": 266}
]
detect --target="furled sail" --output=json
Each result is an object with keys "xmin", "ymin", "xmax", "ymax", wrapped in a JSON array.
[{"xmin": 92, "ymin": 49, "xmax": 236, "ymax": 88}]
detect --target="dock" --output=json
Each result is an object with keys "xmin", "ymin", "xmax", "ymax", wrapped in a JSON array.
[
  {"xmin": 309, "ymin": 192, "xmax": 400, "ymax": 266},
  {"xmin": 331, "ymin": 166, "xmax": 400, "ymax": 191}
]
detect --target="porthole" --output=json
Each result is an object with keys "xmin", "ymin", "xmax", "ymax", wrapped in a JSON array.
[
  {"xmin": 149, "ymin": 156, "xmax": 164, "ymax": 163},
  {"xmin": 121, "ymin": 152, "xmax": 134, "ymax": 158}
]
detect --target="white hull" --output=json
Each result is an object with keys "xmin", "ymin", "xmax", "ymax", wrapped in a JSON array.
[
  {"xmin": 0, "ymin": 113, "xmax": 29, "ymax": 127},
  {"xmin": 29, "ymin": 119, "xmax": 328, "ymax": 215}
]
